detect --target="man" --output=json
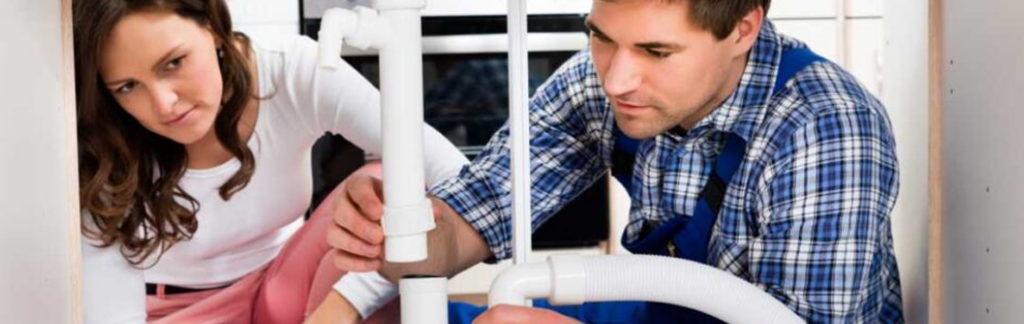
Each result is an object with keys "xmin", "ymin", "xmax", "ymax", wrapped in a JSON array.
[{"xmin": 308, "ymin": 0, "xmax": 905, "ymax": 323}]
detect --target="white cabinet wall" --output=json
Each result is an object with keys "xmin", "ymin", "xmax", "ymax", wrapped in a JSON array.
[
  {"xmin": 226, "ymin": 0, "xmax": 301, "ymax": 40},
  {"xmin": 771, "ymin": 0, "xmax": 884, "ymax": 95},
  {"xmin": 0, "ymin": 1, "xmax": 81, "ymax": 323}
]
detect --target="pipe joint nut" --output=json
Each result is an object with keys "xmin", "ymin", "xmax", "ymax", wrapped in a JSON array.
[{"xmin": 382, "ymin": 199, "xmax": 435, "ymax": 237}]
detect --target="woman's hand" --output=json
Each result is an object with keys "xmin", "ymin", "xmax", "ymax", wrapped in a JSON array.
[
  {"xmin": 326, "ymin": 171, "xmax": 388, "ymax": 274},
  {"xmin": 304, "ymin": 291, "xmax": 360, "ymax": 324}
]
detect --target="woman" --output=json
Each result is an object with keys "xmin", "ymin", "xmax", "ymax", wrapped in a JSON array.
[{"xmin": 74, "ymin": 0, "xmax": 466, "ymax": 323}]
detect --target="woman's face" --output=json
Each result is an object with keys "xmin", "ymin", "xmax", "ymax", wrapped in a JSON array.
[{"xmin": 99, "ymin": 9, "xmax": 223, "ymax": 145}]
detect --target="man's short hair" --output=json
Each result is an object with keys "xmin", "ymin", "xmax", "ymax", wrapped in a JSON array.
[{"xmin": 666, "ymin": 0, "xmax": 772, "ymax": 40}]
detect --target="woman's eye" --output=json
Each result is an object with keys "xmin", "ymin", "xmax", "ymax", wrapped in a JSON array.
[
  {"xmin": 165, "ymin": 56, "xmax": 185, "ymax": 71},
  {"xmin": 115, "ymin": 81, "xmax": 137, "ymax": 94}
]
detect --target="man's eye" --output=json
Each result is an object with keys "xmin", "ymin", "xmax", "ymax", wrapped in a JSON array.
[
  {"xmin": 590, "ymin": 31, "xmax": 612, "ymax": 43},
  {"xmin": 646, "ymin": 49, "xmax": 671, "ymax": 58}
]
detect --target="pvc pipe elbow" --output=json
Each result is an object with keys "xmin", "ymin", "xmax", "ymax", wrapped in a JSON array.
[
  {"xmin": 317, "ymin": 8, "xmax": 358, "ymax": 70},
  {"xmin": 487, "ymin": 254, "xmax": 584, "ymax": 307},
  {"xmin": 347, "ymin": 7, "xmax": 390, "ymax": 50},
  {"xmin": 488, "ymin": 262, "xmax": 552, "ymax": 307}
]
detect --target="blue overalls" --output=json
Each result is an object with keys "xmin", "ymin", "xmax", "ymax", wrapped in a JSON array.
[{"xmin": 448, "ymin": 47, "xmax": 826, "ymax": 324}]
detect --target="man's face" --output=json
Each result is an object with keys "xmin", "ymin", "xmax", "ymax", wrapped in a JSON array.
[{"xmin": 588, "ymin": 0, "xmax": 758, "ymax": 139}]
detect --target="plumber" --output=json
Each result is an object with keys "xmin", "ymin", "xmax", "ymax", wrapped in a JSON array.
[{"xmin": 309, "ymin": 0, "xmax": 905, "ymax": 323}]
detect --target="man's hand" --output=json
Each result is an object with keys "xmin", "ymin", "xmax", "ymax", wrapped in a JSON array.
[
  {"xmin": 326, "ymin": 170, "xmax": 492, "ymax": 283},
  {"xmin": 472, "ymin": 305, "xmax": 583, "ymax": 324}
]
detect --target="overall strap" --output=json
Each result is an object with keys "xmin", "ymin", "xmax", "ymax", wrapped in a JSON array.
[
  {"xmin": 774, "ymin": 46, "xmax": 826, "ymax": 93},
  {"xmin": 618, "ymin": 133, "xmax": 747, "ymax": 258},
  {"xmin": 671, "ymin": 133, "xmax": 746, "ymax": 261}
]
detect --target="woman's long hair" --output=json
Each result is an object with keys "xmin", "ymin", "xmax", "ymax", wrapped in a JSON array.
[{"xmin": 74, "ymin": 0, "xmax": 256, "ymax": 266}]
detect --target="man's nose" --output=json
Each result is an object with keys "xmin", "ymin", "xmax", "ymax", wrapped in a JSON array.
[{"xmin": 602, "ymin": 50, "xmax": 642, "ymax": 97}]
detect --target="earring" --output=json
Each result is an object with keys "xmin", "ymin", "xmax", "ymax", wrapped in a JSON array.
[{"xmin": 217, "ymin": 48, "xmax": 225, "ymax": 59}]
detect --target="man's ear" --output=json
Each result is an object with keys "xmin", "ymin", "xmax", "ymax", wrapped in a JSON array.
[{"xmin": 727, "ymin": 6, "xmax": 765, "ymax": 57}]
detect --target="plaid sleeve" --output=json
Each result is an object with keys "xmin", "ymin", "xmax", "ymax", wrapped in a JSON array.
[
  {"xmin": 428, "ymin": 52, "xmax": 610, "ymax": 261},
  {"xmin": 752, "ymin": 107, "xmax": 901, "ymax": 323}
]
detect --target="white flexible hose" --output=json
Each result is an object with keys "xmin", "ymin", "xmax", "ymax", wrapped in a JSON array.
[{"xmin": 490, "ymin": 254, "xmax": 806, "ymax": 324}]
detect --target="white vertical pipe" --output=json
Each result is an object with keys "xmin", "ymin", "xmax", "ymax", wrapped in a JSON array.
[
  {"xmin": 400, "ymin": 277, "xmax": 449, "ymax": 324},
  {"xmin": 316, "ymin": 4, "xmax": 447, "ymax": 323},
  {"xmin": 374, "ymin": 3, "xmax": 449, "ymax": 324},
  {"xmin": 835, "ymin": 0, "xmax": 848, "ymax": 67},
  {"xmin": 379, "ymin": 12, "xmax": 425, "ymax": 207},
  {"xmin": 508, "ymin": 0, "xmax": 532, "ymax": 267},
  {"xmin": 378, "ymin": 7, "xmax": 434, "ymax": 263}
]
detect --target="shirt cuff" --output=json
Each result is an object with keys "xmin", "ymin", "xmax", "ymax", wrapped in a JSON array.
[
  {"xmin": 333, "ymin": 271, "xmax": 398, "ymax": 319},
  {"xmin": 428, "ymin": 172, "xmax": 509, "ymax": 263}
]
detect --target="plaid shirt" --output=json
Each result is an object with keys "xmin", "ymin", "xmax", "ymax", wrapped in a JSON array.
[{"xmin": 429, "ymin": 21, "xmax": 904, "ymax": 323}]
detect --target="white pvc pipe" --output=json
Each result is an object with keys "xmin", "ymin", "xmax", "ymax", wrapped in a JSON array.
[
  {"xmin": 400, "ymin": 276, "xmax": 449, "ymax": 324},
  {"xmin": 377, "ymin": 6, "xmax": 434, "ymax": 264},
  {"xmin": 317, "ymin": 8, "xmax": 357, "ymax": 70},
  {"xmin": 507, "ymin": 0, "xmax": 532, "ymax": 267},
  {"xmin": 835, "ymin": 0, "xmax": 848, "ymax": 67},
  {"xmin": 490, "ymin": 254, "xmax": 806, "ymax": 324},
  {"xmin": 318, "ymin": 3, "xmax": 436, "ymax": 264},
  {"xmin": 318, "ymin": 4, "xmax": 448, "ymax": 324},
  {"xmin": 487, "ymin": 262, "xmax": 551, "ymax": 306}
]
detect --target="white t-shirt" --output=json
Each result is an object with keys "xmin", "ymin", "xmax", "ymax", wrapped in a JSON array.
[{"xmin": 82, "ymin": 35, "xmax": 467, "ymax": 324}]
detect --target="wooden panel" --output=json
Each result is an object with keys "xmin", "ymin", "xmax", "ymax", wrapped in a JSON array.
[
  {"xmin": 62, "ymin": 0, "xmax": 84, "ymax": 321},
  {"xmin": 929, "ymin": 0, "xmax": 943, "ymax": 323}
]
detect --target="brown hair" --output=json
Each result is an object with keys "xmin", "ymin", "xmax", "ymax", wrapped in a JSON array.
[
  {"xmin": 74, "ymin": 0, "xmax": 256, "ymax": 266},
  {"xmin": 669, "ymin": 0, "xmax": 772, "ymax": 40}
]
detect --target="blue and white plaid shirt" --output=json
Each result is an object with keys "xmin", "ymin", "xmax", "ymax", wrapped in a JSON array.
[{"xmin": 429, "ymin": 21, "xmax": 904, "ymax": 323}]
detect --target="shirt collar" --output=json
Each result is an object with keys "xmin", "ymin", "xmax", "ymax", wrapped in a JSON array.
[{"xmin": 688, "ymin": 20, "xmax": 784, "ymax": 142}]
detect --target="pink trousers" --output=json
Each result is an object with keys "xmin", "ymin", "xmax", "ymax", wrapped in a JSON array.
[{"xmin": 145, "ymin": 182, "xmax": 399, "ymax": 324}]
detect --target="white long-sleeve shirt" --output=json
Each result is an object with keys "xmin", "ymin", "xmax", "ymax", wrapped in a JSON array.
[{"xmin": 82, "ymin": 35, "xmax": 466, "ymax": 324}]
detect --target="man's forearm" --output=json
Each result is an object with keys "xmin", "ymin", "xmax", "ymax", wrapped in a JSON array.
[{"xmin": 377, "ymin": 197, "xmax": 492, "ymax": 283}]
